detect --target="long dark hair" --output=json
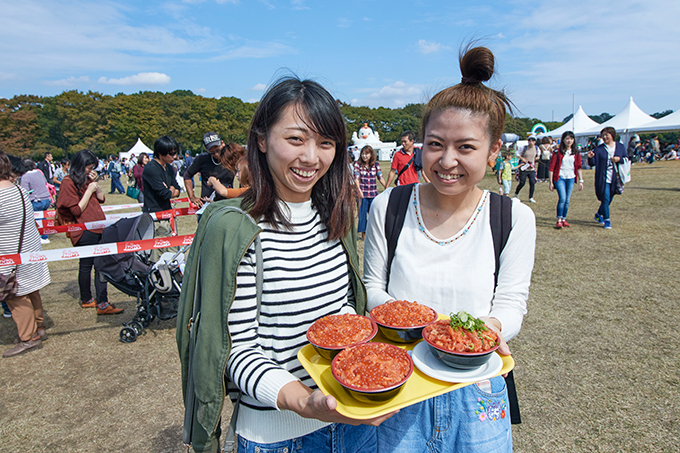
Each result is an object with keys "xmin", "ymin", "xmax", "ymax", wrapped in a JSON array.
[
  {"xmin": 242, "ymin": 77, "xmax": 354, "ymax": 240},
  {"xmin": 560, "ymin": 131, "xmax": 575, "ymax": 155},
  {"xmin": 70, "ymin": 149, "xmax": 99, "ymax": 190}
]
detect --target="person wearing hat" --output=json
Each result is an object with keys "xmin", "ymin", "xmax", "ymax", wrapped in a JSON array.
[{"xmin": 183, "ymin": 132, "xmax": 235, "ymax": 208}]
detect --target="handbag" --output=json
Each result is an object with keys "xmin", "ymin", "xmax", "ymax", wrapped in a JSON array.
[
  {"xmin": 0, "ymin": 186, "xmax": 27, "ymax": 300},
  {"xmin": 613, "ymin": 163, "xmax": 625, "ymax": 195},
  {"xmin": 126, "ymin": 185, "xmax": 140, "ymax": 200}
]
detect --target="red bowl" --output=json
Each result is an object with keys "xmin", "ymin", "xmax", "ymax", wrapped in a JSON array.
[
  {"xmin": 422, "ymin": 323, "xmax": 500, "ymax": 370},
  {"xmin": 306, "ymin": 314, "xmax": 378, "ymax": 360},
  {"xmin": 370, "ymin": 302, "xmax": 437, "ymax": 343},
  {"xmin": 331, "ymin": 343, "xmax": 413, "ymax": 402}
]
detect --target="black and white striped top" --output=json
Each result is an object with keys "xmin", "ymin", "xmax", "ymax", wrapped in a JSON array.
[
  {"xmin": 0, "ymin": 185, "xmax": 51, "ymax": 296},
  {"xmin": 226, "ymin": 200, "xmax": 355, "ymax": 443}
]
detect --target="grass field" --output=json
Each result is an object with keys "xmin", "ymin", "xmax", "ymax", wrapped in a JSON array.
[{"xmin": 1, "ymin": 161, "xmax": 679, "ymax": 452}]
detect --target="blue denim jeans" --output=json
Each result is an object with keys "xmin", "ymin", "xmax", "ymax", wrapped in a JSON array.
[
  {"xmin": 554, "ymin": 177, "xmax": 575, "ymax": 219},
  {"xmin": 376, "ymin": 376, "xmax": 512, "ymax": 453},
  {"xmin": 357, "ymin": 197, "xmax": 374, "ymax": 234},
  {"xmin": 597, "ymin": 181, "xmax": 613, "ymax": 220},
  {"xmin": 237, "ymin": 423, "xmax": 376, "ymax": 453},
  {"xmin": 110, "ymin": 173, "xmax": 125, "ymax": 194},
  {"xmin": 31, "ymin": 199, "xmax": 51, "ymax": 240}
]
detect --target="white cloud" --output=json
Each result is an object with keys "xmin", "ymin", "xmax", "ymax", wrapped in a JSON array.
[
  {"xmin": 337, "ymin": 18, "xmax": 351, "ymax": 28},
  {"xmin": 44, "ymin": 76, "xmax": 90, "ymax": 87},
  {"xmin": 98, "ymin": 72, "xmax": 171, "ymax": 86},
  {"xmin": 214, "ymin": 42, "xmax": 297, "ymax": 60},
  {"xmin": 291, "ymin": 0, "xmax": 310, "ymax": 10},
  {"xmin": 252, "ymin": 83, "xmax": 267, "ymax": 91},
  {"xmin": 354, "ymin": 81, "xmax": 426, "ymax": 108},
  {"xmin": 247, "ymin": 98, "xmax": 260, "ymax": 103},
  {"xmin": 417, "ymin": 39, "xmax": 451, "ymax": 55},
  {"xmin": 195, "ymin": 88, "xmax": 207, "ymax": 94}
]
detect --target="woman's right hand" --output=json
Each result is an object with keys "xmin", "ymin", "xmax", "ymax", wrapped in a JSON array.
[
  {"xmin": 207, "ymin": 176, "xmax": 217, "ymax": 187},
  {"xmin": 277, "ymin": 381, "xmax": 397, "ymax": 426}
]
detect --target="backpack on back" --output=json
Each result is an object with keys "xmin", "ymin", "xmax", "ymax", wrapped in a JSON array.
[{"xmin": 383, "ymin": 183, "xmax": 520, "ymax": 424}]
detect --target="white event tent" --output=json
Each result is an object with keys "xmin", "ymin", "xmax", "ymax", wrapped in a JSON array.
[
  {"xmin": 119, "ymin": 138, "xmax": 153, "ymax": 161},
  {"xmin": 579, "ymin": 97, "xmax": 657, "ymax": 144},
  {"xmin": 633, "ymin": 109, "xmax": 680, "ymax": 133},
  {"xmin": 544, "ymin": 106, "xmax": 600, "ymax": 138}
]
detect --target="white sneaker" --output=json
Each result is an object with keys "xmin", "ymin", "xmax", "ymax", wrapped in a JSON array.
[
  {"xmin": 529, "ymin": 198, "xmax": 536, "ymax": 203},
  {"xmin": 40, "ymin": 238, "xmax": 50, "ymax": 245}
]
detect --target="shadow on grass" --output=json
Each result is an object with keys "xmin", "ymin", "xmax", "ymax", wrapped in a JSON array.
[{"xmin": 535, "ymin": 216, "xmax": 604, "ymax": 229}]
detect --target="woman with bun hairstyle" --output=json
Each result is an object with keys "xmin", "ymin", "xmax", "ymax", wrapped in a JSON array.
[
  {"xmin": 363, "ymin": 46, "xmax": 536, "ymax": 452},
  {"xmin": 178, "ymin": 77, "xmax": 392, "ymax": 453},
  {"xmin": 548, "ymin": 131, "xmax": 583, "ymax": 229}
]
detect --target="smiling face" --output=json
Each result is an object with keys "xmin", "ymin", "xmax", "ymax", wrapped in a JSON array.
[
  {"xmin": 422, "ymin": 108, "xmax": 500, "ymax": 199},
  {"xmin": 258, "ymin": 104, "xmax": 336, "ymax": 203}
]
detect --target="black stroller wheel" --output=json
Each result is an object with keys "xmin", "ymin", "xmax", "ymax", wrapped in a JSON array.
[
  {"xmin": 137, "ymin": 310, "xmax": 154, "ymax": 328},
  {"xmin": 120, "ymin": 326, "xmax": 137, "ymax": 343},
  {"xmin": 130, "ymin": 321, "xmax": 144, "ymax": 336}
]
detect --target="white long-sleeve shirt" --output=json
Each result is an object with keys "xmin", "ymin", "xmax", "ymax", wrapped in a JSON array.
[{"xmin": 363, "ymin": 186, "xmax": 536, "ymax": 341}]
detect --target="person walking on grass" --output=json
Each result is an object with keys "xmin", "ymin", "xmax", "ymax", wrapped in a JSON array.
[
  {"xmin": 354, "ymin": 145, "xmax": 386, "ymax": 240},
  {"xmin": 587, "ymin": 126, "xmax": 626, "ymax": 230},
  {"xmin": 514, "ymin": 136, "xmax": 538, "ymax": 202},
  {"xmin": 549, "ymin": 131, "xmax": 584, "ymax": 229}
]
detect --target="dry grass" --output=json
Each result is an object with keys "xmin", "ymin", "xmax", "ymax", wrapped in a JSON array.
[{"xmin": 1, "ymin": 163, "xmax": 679, "ymax": 452}]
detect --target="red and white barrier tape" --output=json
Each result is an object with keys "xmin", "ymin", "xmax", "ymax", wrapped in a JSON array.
[
  {"xmin": 33, "ymin": 197, "xmax": 191, "ymax": 219},
  {"xmin": 36, "ymin": 207, "xmax": 199, "ymax": 235},
  {"xmin": 0, "ymin": 234, "xmax": 194, "ymax": 266}
]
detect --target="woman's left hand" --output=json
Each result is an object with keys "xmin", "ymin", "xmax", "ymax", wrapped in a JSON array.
[
  {"xmin": 479, "ymin": 316, "xmax": 511, "ymax": 377},
  {"xmin": 578, "ymin": 181, "xmax": 584, "ymax": 191},
  {"xmin": 549, "ymin": 181, "xmax": 554, "ymax": 191}
]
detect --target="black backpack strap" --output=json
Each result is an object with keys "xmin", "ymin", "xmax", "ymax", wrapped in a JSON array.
[
  {"xmin": 488, "ymin": 192, "xmax": 521, "ymax": 425},
  {"xmin": 384, "ymin": 183, "xmax": 415, "ymax": 290}
]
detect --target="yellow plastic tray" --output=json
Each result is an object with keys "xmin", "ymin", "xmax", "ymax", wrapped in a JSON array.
[{"xmin": 298, "ymin": 332, "xmax": 514, "ymax": 420}]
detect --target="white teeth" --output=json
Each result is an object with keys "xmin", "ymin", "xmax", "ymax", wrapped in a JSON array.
[
  {"xmin": 436, "ymin": 172, "xmax": 461, "ymax": 180},
  {"xmin": 292, "ymin": 168, "xmax": 316, "ymax": 177}
]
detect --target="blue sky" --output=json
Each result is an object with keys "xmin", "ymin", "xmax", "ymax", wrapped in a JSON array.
[{"xmin": 2, "ymin": 0, "xmax": 679, "ymax": 123}]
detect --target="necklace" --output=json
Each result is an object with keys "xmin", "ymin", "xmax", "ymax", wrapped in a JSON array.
[
  {"xmin": 413, "ymin": 187, "xmax": 487, "ymax": 246},
  {"xmin": 210, "ymin": 154, "xmax": 220, "ymax": 166}
]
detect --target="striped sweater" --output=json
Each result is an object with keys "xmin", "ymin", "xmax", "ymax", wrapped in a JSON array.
[{"xmin": 227, "ymin": 200, "xmax": 355, "ymax": 443}]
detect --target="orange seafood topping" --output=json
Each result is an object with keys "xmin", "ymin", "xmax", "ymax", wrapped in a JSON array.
[
  {"xmin": 371, "ymin": 300, "xmax": 436, "ymax": 327},
  {"xmin": 307, "ymin": 314, "xmax": 373, "ymax": 348},
  {"xmin": 424, "ymin": 319, "xmax": 498, "ymax": 353},
  {"xmin": 333, "ymin": 343, "xmax": 411, "ymax": 390}
]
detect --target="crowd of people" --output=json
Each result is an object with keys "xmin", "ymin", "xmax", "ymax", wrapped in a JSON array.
[{"xmin": 1, "ymin": 42, "xmax": 677, "ymax": 453}]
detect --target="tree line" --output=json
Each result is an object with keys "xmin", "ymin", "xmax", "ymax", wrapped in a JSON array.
[{"xmin": 1, "ymin": 90, "xmax": 676, "ymax": 160}]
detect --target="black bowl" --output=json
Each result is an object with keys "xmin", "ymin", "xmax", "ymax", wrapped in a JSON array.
[
  {"xmin": 422, "ymin": 325, "xmax": 500, "ymax": 370},
  {"xmin": 332, "ymin": 343, "xmax": 413, "ymax": 402},
  {"xmin": 370, "ymin": 304, "xmax": 438, "ymax": 343},
  {"xmin": 307, "ymin": 315, "xmax": 378, "ymax": 360}
]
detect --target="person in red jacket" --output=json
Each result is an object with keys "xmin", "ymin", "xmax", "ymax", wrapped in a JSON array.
[
  {"xmin": 56, "ymin": 150, "xmax": 123, "ymax": 315},
  {"xmin": 548, "ymin": 131, "xmax": 583, "ymax": 229}
]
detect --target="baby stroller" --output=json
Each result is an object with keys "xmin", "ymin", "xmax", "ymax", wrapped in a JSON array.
[{"xmin": 94, "ymin": 213, "xmax": 186, "ymax": 343}]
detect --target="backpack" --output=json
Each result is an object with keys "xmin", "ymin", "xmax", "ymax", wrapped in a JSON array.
[{"xmin": 383, "ymin": 183, "xmax": 521, "ymax": 424}]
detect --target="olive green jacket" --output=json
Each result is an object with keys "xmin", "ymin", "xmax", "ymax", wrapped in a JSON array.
[{"xmin": 176, "ymin": 199, "xmax": 366, "ymax": 452}]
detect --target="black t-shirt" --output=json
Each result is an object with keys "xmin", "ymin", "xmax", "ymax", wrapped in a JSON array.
[
  {"xmin": 182, "ymin": 153, "xmax": 234, "ymax": 199},
  {"xmin": 142, "ymin": 159, "xmax": 180, "ymax": 213}
]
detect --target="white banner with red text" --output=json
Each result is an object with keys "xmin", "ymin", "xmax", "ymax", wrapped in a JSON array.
[{"xmin": 0, "ymin": 234, "xmax": 194, "ymax": 266}]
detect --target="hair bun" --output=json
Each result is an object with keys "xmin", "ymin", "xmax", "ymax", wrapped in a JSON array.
[{"xmin": 459, "ymin": 46, "xmax": 495, "ymax": 84}]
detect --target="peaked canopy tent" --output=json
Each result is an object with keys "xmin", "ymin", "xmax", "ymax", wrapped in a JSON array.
[
  {"xmin": 120, "ymin": 138, "xmax": 153, "ymax": 161},
  {"xmin": 544, "ymin": 106, "xmax": 601, "ymax": 138},
  {"xmin": 578, "ymin": 97, "xmax": 657, "ymax": 144},
  {"xmin": 632, "ymin": 109, "xmax": 680, "ymax": 133}
]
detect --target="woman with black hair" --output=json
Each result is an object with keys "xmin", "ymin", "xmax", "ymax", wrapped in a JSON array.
[
  {"xmin": 56, "ymin": 150, "xmax": 122, "ymax": 315},
  {"xmin": 178, "ymin": 77, "xmax": 389, "ymax": 453}
]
